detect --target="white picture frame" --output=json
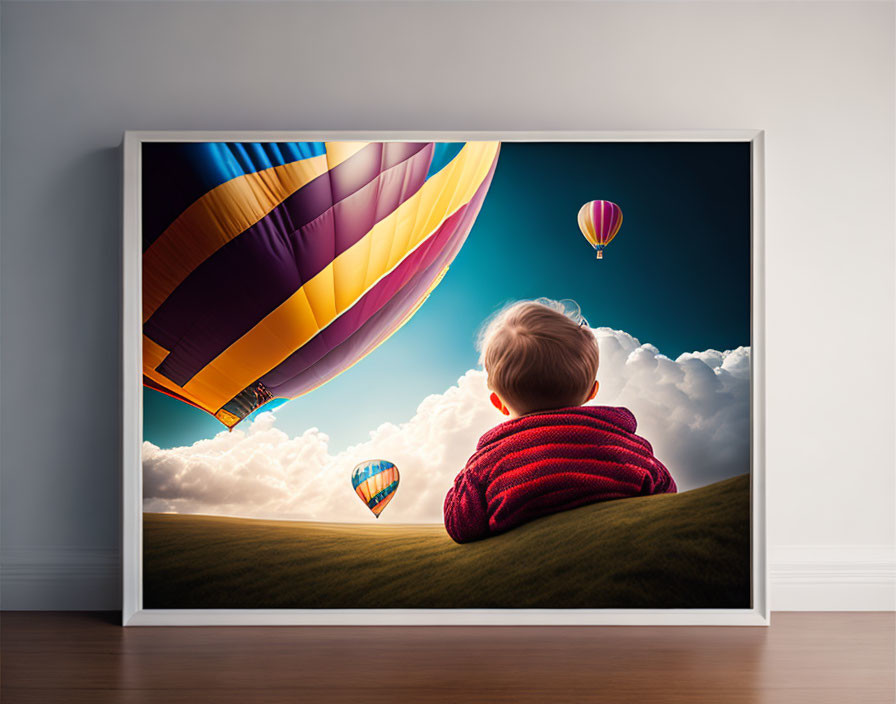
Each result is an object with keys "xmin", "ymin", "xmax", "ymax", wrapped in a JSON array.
[{"xmin": 122, "ymin": 130, "xmax": 767, "ymax": 626}]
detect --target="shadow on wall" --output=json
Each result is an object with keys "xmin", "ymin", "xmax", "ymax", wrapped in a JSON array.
[{"xmin": 0, "ymin": 144, "xmax": 125, "ymax": 609}]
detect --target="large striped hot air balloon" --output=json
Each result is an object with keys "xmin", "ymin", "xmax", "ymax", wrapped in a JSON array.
[
  {"xmin": 142, "ymin": 140, "xmax": 501, "ymax": 428},
  {"xmin": 577, "ymin": 200, "xmax": 623, "ymax": 259},
  {"xmin": 351, "ymin": 460, "xmax": 399, "ymax": 518}
]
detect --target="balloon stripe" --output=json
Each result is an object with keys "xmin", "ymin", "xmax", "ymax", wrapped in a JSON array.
[
  {"xmin": 607, "ymin": 204, "xmax": 622, "ymax": 244},
  {"xmin": 356, "ymin": 482, "xmax": 371, "ymax": 503},
  {"xmin": 588, "ymin": 207, "xmax": 596, "ymax": 246},
  {"xmin": 592, "ymin": 204, "xmax": 597, "ymax": 245},
  {"xmin": 141, "ymin": 142, "xmax": 329, "ymax": 253},
  {"xmin": 178, "ymin": 143, "xmax": 498, "ymax": 414},
  {"xmin": 322, "ymin": 141, "xmax": 370, "ymax": 170},
  {"xmin": 144, "ymin": 143, "xmax": 432, "ymax": 372},
  {"xmin": 263, "ymin": 261, "xmax": 450, "ymax": 400},
  {"xmin": 143, "ymin": 153, "xmax": 332, "ymax": 322},
  {"xmin": 368, "ymin": 481, "xmax": 399, "ymax": 509},
  {"xmin": 143, "ymin": 143, "xmax": 368, "ymax": 322},
  {"xmin": 143, "ymin": 335, "xmax": 169, "ymax": 373},
  {"xmin": 259, "ymin": 173, "xmax": 489, "ymax": 399},
  {"xmin": 576, "ymin": 207, "xmax": 591, "ymax": 246},
  {"xmin": 379, "ymin": 492, "xmax": 396, "ymax": 512}
]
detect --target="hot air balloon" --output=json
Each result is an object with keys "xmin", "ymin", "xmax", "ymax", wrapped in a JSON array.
[
  {"xmin": 142, "ymin": 140, "xmax": 501, "ymax": 428},
  {"xmin": 351, "ymin": 460, "xmax": 399, "ymax": 518},
  {"xmin": 577, "ymin": 200, "xmax": 623, "ymax": 259}
]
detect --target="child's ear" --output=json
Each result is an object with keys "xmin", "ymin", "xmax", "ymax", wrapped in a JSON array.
[
  {"xmin": 490, "ymin": 392, "xmax": 510, "ymax": 415},
  {"xmin": 587, "ymin": 380, "xmax": 599, "ymax": 402}
]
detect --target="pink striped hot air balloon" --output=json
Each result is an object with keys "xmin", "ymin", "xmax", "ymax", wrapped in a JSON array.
[{"xmin": 577, "ymin": 200, "xmax": 623, "ymax": 259}]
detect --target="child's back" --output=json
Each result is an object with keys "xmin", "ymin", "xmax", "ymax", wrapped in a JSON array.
[
  {"xmin": 444, "ymin": 404, "xmax": 676, "ymax": 543},
  {"xmin": 443, "ymin": 298, "xmax": 676, "ymax": 544}
]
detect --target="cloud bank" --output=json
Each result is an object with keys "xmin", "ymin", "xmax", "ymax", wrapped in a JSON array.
[{"xmin": 143, "ymin": 328, "xmax": 750, "ymax": 523}]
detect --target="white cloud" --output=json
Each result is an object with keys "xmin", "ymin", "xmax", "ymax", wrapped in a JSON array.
[
  {"xmin": 589, "ymin": 329, "xmax": 750, "ymax": 490},
  {"xmin": 143, "ymin": 328, "xmax": 750, "ymax": 523}
]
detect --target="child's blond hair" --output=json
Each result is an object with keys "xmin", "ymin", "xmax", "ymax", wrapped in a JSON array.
[{"xmin": 477, "ymin": 298, "xmax": 599, "ymax": 414}]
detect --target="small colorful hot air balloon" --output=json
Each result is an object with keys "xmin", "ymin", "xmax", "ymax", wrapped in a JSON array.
[
  {"xmin": 577, "ymin": 200, "xmax": 623, "ymax": 259},
  {"xmin": 351, "ymin": 460, "xmax": 399, "ymax": 519}
]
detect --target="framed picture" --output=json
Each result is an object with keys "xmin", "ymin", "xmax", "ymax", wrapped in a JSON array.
[{"xmin": 122, "ymin": 131, "xmax": 767, "ymax": 626}]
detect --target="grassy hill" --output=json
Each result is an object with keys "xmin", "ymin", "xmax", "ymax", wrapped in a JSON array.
[{"xmin": 143, "ymin": 473, "xmax": 751, "ymax": 609}]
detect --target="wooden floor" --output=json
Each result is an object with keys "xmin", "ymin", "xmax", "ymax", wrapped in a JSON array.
[{"xmin": 2, "ymin": 612, "xmax": 893, "ymax": 703}]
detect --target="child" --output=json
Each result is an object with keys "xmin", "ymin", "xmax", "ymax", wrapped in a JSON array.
[{"xmin": 443, "ymin": 298, "xmax": 677, "ymax": 544}]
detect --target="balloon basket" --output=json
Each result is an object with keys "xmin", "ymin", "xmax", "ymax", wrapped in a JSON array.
[{"xmin": 595, "ymin": 249, "xmax": 603, "ymax": 260}]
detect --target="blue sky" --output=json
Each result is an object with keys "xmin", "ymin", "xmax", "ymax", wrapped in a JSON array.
[{"xmin": 145, "ymin": 141, "xmax": 751, "ymax": 450}]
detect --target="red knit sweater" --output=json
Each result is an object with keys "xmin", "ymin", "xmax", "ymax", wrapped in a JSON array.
[{"xmin": 443, "ymin": 405, "xmax": 677, "ymax": 543}]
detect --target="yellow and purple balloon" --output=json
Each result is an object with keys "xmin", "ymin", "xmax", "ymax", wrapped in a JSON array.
[
  {"xmin": 142, "ymin": 141, "xmax": 501, "ymax": 430},
  {"xmin": 577, "ymin": 200, "xmax": 623, "ymax": 259}
]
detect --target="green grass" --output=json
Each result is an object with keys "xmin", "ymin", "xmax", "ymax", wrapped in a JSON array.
[{"xmin": 144, "ymin": 473, "xmax": 751, "ymax": 609}]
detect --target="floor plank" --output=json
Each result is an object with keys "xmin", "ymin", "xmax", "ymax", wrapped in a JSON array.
[{"xmin": 2, "ymin": 612, "xmax": 893, "ymax": 703}]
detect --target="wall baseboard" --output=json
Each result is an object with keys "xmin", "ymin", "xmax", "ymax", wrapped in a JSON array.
[
  {"xmin": 1, "ymin": 548, "xmax": 120, "ymax": 611},
  {"xmin": 2, "ymin": 545, "xmax": 894, "ymax": 611},
  {"xmin": 769, "ymin": 545, "xmax": 896, "ymax": 611}
]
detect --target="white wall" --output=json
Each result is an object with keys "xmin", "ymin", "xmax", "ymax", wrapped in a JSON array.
[{"xmin": 1, "ymin": 0, "xmax": 893, "ymax": 610}]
